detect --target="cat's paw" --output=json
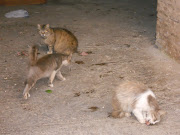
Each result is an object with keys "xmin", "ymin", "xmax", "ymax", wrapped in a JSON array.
[
  {"xmin": 125, "ymin": 112, "xmax": 131, "ymax": 117},
  {"xmin": 138, "ymin": 119, "xmax": 146, "ymax": 124},
  {"xmin": 48, "ymin": 83, "xmax": 54, "ymax": 87},
  {"xmin": 61, "ymin": 77, "xmax": 66, "ymax": 81},
  {"xmin": 119, "ymin": 112, "xmax": 125, "ymax": 118},
  {"xmin": 47, "ymin": 51, "xmax": 53, "ymax": 54},
  {"xmin": 23, "ymin": 92, "xmax": 30, "ymax": 99},
  {"xmin": 56, "ymin": 74, "xmax": 66, "ymax": 81},
  {"xmin": 110, "ymin": 111, "xmax": 120, "ymax": 118}
]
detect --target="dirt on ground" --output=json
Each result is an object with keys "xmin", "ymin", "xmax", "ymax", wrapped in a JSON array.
[{"xmin": 0, "ymin": 0, "xmax": 180, "ymax": 135}]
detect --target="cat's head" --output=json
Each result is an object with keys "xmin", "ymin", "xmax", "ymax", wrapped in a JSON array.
[
  {"xmin": 145, "ymin": 95, "xmax": 166, "ymax": 125},
  {"xmin": 37, "ymin": 24, "xmax": 52, "ymax": 38},
  {"xmin": 145, "ymin": 109, "xmax": 166, "ymax": 125}
]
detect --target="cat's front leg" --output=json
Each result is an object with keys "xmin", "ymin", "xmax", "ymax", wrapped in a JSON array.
[
  {"xmin": 133, "ymin": 109, "xmax": 145, "ymax": 124},
  {"xmin": 56, "ymin": 71, "xmax": 66, "ymax": 81},
  {"xmin": 47, "ymin": 45, "xmax": 53, "ymax": 54},
  {"xmin": 125, "ymin": 112, "xmax": 131, "ymax": 117}
]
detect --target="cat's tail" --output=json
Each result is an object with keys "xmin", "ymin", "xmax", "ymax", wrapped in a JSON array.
[{"xmin": 29, "ymin": 45, "xmax": 38, "ymax": 66}]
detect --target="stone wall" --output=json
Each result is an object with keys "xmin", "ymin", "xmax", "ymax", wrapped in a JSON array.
[
  {"xmin": 0, "ymin": 0, "xmax": 46, "ymax": 6},
  {"xmin": 156, "ymin": 0, "xmax": 180, "ymax": 62}
]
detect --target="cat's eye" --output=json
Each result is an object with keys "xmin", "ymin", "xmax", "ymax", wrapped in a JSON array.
[{"xmin": 45, "ymin": 30, "xmax": 48, "ymax": 33}]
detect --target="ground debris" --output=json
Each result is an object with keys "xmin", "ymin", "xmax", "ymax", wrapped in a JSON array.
[
  {"xmin": 88, "ymin": 106, "xmax": 99, "ymax": 112},
  {"xmin": 92, "ymin": 61, "xmax": 116, "ymax": 66},
  {"xmin": 124, "ymin": 44, "xmax": 131, "ymax": 48},
  {"xmin": 94, "ymin": 63, "xmax": 107, "ymax": 66},
  {"xmin": 17, "ymin": 51, "xmax": 28, "ymax": 56},
  {"xmin": 74, "ymin": 89, "xmax": 95, "ymax": 97},
  {"xmin": 75, "ymin": 61, "xmax": 84, "ymax": 64},
  {"xmin": 74, "ymin": 92, "xmax": 81, "ymax": 97}
]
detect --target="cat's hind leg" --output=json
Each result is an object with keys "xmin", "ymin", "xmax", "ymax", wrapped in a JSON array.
[
  {"xmin": 23, "ymin": 79, "xmax": 36, "ymax": 99},
  {"xmin": 23, "ymin": 84, "xmax": 31, "ymax": 99},
  {"xmin": 111, "ymin": 95, "xmax": 125, "ymax": 118}
]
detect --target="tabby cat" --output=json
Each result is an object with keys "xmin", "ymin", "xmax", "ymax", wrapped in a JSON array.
[
  {"xmin": 23, "ymin": 45, "xmax": 70, "ymax": 99},
  {"xmin": 37, "ymin": 24, "xmax": 78, "ymax": 59}
]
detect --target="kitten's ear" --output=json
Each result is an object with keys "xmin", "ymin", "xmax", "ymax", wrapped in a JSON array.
[
  {"xmin": 158, "ymin": 110, "xmax": 166, "ymax": 116},
  {"xmin": 45, "ymin": 24, "xmax": 50, "ymax": 29},
  {"xmin": 37, "ymin": 24, "xmax": 41, "ymax": 30}
]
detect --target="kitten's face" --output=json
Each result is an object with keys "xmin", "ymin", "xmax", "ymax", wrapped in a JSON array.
[
  {"xmin": 37, "ymin": 24, "xmax": 51, "ymax": 38},
  {"xmin": 145, "ymin": 110, "xmax": 165, "ymax": 125}
]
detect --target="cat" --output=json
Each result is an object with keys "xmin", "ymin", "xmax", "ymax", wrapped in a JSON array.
[
  {"xmin": 111, "ymin": 80, "xmax": 166, "ymax": 125},
  {"xmin": 37, "ymin": 24, "xmax": 78, "ymax": 59},
  {"xmin": 23, "ymin": 45, "xmax": 71, "ymax": 99}
]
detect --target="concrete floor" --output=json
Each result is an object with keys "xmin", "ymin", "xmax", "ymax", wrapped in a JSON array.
[{"xmin": 0, "ymin": 0, "xmax": 180, "ymax": 134}]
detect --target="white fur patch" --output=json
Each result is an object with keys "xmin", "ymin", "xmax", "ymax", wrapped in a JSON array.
[
  {"xmin": 132, "ymin": 89, "xmax": 157, "ymax": 124},
  {"xmin": 62, "ymin": 60, "xmax": 69, "ymax": 66},
  {"xmin": 135, "ymin": 89, "xmax": 155, "ymax": 110}
]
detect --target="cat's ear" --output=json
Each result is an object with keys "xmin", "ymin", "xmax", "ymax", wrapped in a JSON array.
[
  {"xmin": 158, "ymin": 110, "xmax": 166, "ymax": 116},
  {"xmin": 37, "ymin": 24, "xmax": 41, "ymax": 30},
  {"xmin": 45, "ymin": 24, "xmax": 50, "ymax": 29}
]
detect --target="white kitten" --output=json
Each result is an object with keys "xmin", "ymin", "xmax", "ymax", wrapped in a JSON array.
[{"xmin": 111, "ymin": 80, "xmax": 165, "ymax": 125}]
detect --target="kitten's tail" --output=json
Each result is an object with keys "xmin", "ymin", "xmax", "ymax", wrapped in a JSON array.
[{"xmin": 29, "ymin": 45, "xmax": 38, "ymax": 66}]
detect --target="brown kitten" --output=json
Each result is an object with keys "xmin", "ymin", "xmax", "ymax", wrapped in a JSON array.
[
  {"xmin": 37, "ymin": 24, "xmax": 78, "ymax": 58},
  {"xmin": 23, "ymin": 45, "xmax": 70, "ymax": 99},
  {"xmin": 111, "ymin": 80, "xmax": 166, "ymax": 125}
]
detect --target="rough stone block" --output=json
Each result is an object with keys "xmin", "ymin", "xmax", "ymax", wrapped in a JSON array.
[{"xmin": 156, "ymin": 0, "xmax": 180, "ymax": 62}]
